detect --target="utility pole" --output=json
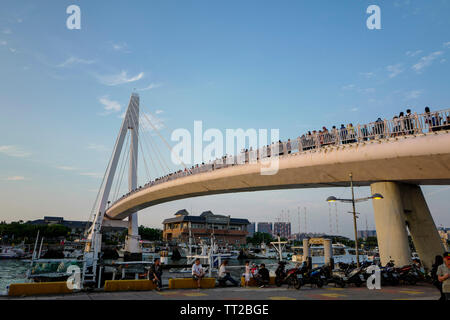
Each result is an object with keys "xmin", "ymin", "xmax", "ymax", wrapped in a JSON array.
[
  {"xmin": 335, "ymin": 203, "xmax": 339, "ymax": 235},
  {"xmin": 328, "ymin": 203, "xmax": 333, "ymax": 235},
  {"xmin": 349, "ymin": 173, "xmax": 360, "ymax": 268}
]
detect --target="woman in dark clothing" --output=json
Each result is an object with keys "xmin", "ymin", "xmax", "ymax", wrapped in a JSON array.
[{"xmin": 431, "ymin": 255, "xmax": 444, "ymax": 300}]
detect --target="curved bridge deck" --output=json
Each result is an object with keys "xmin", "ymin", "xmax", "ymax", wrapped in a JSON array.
[{"xmin": 106, "ymin": 130, "xmax": 450, "ymax": 220}]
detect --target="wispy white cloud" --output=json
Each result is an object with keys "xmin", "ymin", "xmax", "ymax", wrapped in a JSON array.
[
  {"xmin": 2, "ymin": 28, "xmax": 12, "ymax": 34},
  {"xmin": 57, "ymin": 56, "xmax": 95, "ymax": 68},
  {"xmin": 412, "ymin": 51, "xmax": 443, "ymax": 73},
  {"xmin": 9, "ymin": 48, "xmax": 16, "ymax": 53},
  {"xmin": 386, "ymin": 64, "xmax": 404, "ymax": 78},
  {"xmin": 394, "ymin": 0, "xmax": 411, "ymax": 7},
  {"xmin": 0, "ymin": 40, "xmax": 6, "ymax": 46},
  {"xmin": 341, "ymin": 84, "xmax": 355, "ymax": 90},
  {"xmin": 79, "ymin": 172, "xmax": 103, "ymax": 179},
  {"xmin": 359, "ymin": 72, "xmax": 374, "ymax": 79},
  {"xmin": 358, "ymin": 88, "xmax": 376, "ymax": 94},
  {"xmin": 56, "ymin": 166, "xmax": 77, "ymax": 171},
  {"xmin": 112, "ymin": 42, "xmax": 131, "ymax": 53},
  {"xmin": 443, "ymin": 42, "xmax": 450, "ymax": 48},
  {"xmin": 5, "ymin": 176, "xmax": 26, "ymax": 181},
  {"xmin": 0, "ymin": 145, "xmax": 31, "ymax": 158},
  {"xmin": 96, "ymin": 71, "xmax": 144, "ymax": 86},
  {"xmin": 155, "ymin": 109, "xmax": 163, "ymax": 114},
  {"xmin": 405, "ymin": 90, "xmax": 423, "ymax": 99},
  {"xmin": 87, "ymin": 143, "xmax": 108, "ymax": 152},
  {"xmin": 138, "ymin": 83, "xmax": 162, "ymax": 91},
  {"xmin": 99, "ymin": 96, "xmax": 121, "ymax": 115},
  {"xmin": 406, "ymin": 50, "xmax": 422, "ymax": 57}
]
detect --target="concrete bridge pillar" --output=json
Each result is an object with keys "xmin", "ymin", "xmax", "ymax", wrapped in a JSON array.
[
  {"xmin": 370, "ymin": 182, "xmax": 412, "ymax": 267},
  {"xmin": 302, "ymin": 238, "xmax": 310, "ymax": 262},
  {"xmin": 400, "ymin": 184, "xmax": 445, "ymax": 270},
  {"xmin": 371, "ymin": 182, "xmax": 444, "ymax": 269}
]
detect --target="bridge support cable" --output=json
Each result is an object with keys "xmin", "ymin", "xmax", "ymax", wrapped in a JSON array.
[
  {"xmin": 133, "ymin": 108, "xmax": 172, "ymax": 175},
  {"xmin": 111, "ymin": 131, "xmax": 131, "ymax": 204},
  {"xmin": 141, "ymin": 108, "xmax": 189, "ymax": 171},
  {"xmin": 140, "ymin": 106, "xmax": 216, "ymax": 192}
]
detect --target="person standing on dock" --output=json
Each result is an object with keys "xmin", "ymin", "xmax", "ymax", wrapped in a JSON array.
[
  {"xmin": 244, "ymin": 261, "xmax": 251, "ymax": 287},
  {"xmin": 192, "ymin": 258, "xmax": 205, "ymax": 289},
  {"xmin": 437, "ymin": 252, "xmax": 450, "ymax": 300},
  {"xmin": 150, "ymin": 258, "xmax": 163, "ymax": 291}
]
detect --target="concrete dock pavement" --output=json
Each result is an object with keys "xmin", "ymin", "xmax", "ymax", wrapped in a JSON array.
[{"xmin": 1, "ymin": 283, "xmax": 440, "ymax": 300}]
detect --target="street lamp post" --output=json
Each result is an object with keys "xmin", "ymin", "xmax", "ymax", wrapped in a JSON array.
[
  {"xmin": 326, "ymin": 173, "xmax": 383, "ymax": 268},
  {"xmin": 349, "ymin": 173, "xmax": 359, "ymax": 268}
]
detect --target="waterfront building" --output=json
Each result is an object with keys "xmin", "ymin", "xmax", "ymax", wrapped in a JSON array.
[
  {"xmin": 162, "ymin": 210, "xmax": 250, "ymax": 245},
  {"xmin": 257, "ymin": 222, "xmax": 273, "ymax": 234},
  {"xmin": 28, "ymin": 216, "xmax": 91, "ymax": 235},
  {"xmin": 247, "ymin": 222, "xmax": 256, "ymax": 237}
]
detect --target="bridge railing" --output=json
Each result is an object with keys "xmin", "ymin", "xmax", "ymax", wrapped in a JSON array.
[{"xmin": 108, "ymin": 108, "xmax": 450, "ymax": 209}]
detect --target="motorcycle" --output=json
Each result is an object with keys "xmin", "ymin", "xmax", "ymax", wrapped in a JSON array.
[
  {"xmin": 333, "ymin": 262, "xmax": 365, "ymax": 287},
  {"xmin": 275, "ymin": 261, "xmax": 301, "ymax": 288},
  {"xmin": 396, "ymin": 264, "xmax": 420, "ymax": 285},
  {"xmin": 380, "ymin": 260, "xmax": 400, "ymax": 286},
  {"xmin": 296, "ymin": 263, "xmax": 326, "ymax": 289}
]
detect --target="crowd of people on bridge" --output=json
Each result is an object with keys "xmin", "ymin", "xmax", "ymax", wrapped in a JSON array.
[{"xmin": 109, "ymin": 106, "xmax": 449, "ymax": 208}]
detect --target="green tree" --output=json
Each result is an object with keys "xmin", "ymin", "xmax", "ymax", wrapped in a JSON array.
[
  {"xmin": 246, "ymin": 232, "xmax": 274, "ymax": 245},
  {"xmin": 138, "ymin": 226, "xmax": 163, "ymax": 241}
]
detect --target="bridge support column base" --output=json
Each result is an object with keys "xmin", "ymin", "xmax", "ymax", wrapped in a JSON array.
[
  {"xmin": 370, "ymin": 182, "xmax": 412, "ymax": 267},
  {"xmin": 371, "ymin": 182, "xmax": 445, "ymax": 269},
  {"xmin": 400, "ymin": 184, "xmax": 445, "ymax": 270},
  {"xmin": 124, "ymin": 212, "xmax": 142, "ymax": 256}
]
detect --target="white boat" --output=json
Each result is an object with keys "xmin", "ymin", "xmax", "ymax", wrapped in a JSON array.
[
  {"xmin": 63, "ymin": 245, "xmax": 84, "ymax": 259},
  {"xmin": 0, "ymin": 246, "xmax": 26, "ymax": 259}
]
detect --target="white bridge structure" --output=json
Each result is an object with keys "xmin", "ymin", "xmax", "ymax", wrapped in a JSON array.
[{"xmin": 83, "ymin": 93, "xmax": 450, "ymax": 283}]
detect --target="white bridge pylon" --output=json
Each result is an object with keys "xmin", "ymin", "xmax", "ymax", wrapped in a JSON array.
[{"xmin": 85, "ymin": 93, "xmax": 141, "ymax": 261}]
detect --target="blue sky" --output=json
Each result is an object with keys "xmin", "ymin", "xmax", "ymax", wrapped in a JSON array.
[{"xmin": 0, "ymin": 0, "xmax": 449, "ymax": 238}]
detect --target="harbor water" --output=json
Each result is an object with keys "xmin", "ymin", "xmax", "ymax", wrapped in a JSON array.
[{"xmin": 0, "ymin": 253, "xmax": 365, "ymax": 295}]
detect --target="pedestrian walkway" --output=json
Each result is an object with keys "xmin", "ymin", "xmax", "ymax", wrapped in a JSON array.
[{"xmin": 2, "ymin": 284, "xmax": 440, "ymax": 300}]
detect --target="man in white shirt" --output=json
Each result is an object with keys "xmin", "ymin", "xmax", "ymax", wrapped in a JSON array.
[
  {"xmin": 218, "ymin": 260, "xmax": 239, "ymax": 287},
  {"xmin": 192, "ymin": 258, "xmax": 205, "ymax": 288}
]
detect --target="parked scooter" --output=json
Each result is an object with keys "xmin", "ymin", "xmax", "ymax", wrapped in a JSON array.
[
  {"xmin": 296, "ymin": 263, "xmax": 326, "ymax": 289},
  {"xmin": 333, "ymin": 262, "xmax": 365, "ymax": 287},
  {"xmin": 275, "ymin": 261, "xmax": 301, "ymax": 288},
  {"xmin": 396, "ymin": 264, "xmax": 420, "ymax": 285},
  {"xmin": 380, "ymin": 260, "xmax": 400, "ymax": 286}
]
